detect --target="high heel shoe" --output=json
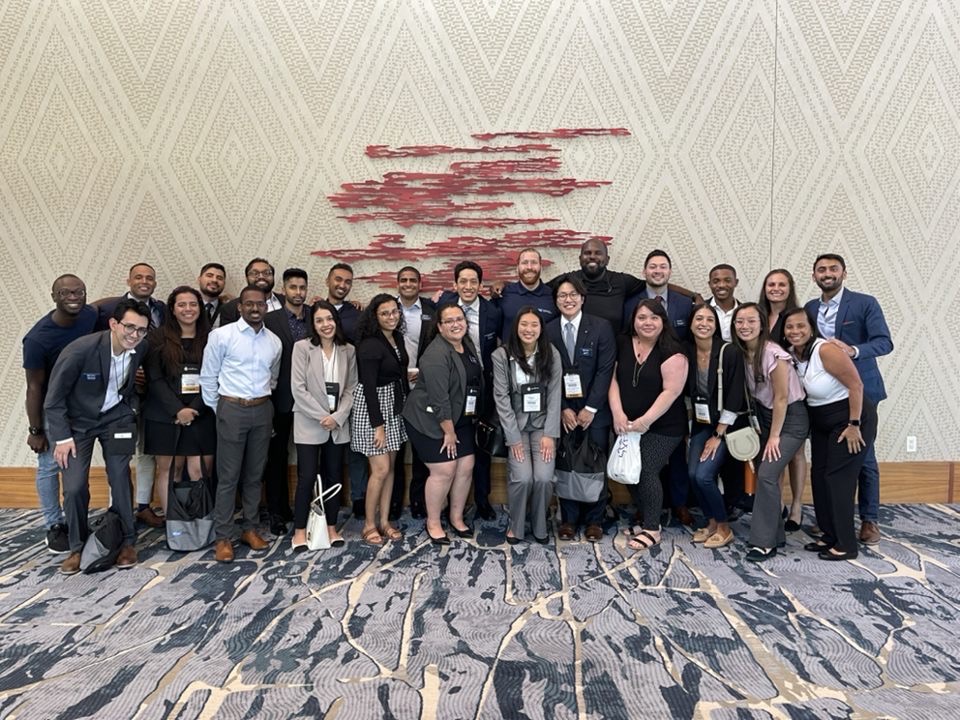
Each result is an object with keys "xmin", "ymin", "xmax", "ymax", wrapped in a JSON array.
[
  {"xmin": 428, "ymin": 531, "xmax": 450, "ymax": 546},
  {"xmin": 452, "ymin": 525, "xmax": 474, "ymax": 539}
]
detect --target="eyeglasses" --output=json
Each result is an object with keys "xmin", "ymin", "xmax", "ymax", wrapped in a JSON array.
[
  {"xmin": 556, "ymin": 292, "xmax": 580, "ymax": 301},
  {"xmin": 56, "ymin": 288, "xmax": 86, "ymax": 299},
  {"xmin": 118, "ymin": 322, "xmax": 148, "ymax": 337},
  {"xmin": 241, "ymin": 301, "xmax": 267, "ymax": 308},
  {"xmin": 248, "ymin": 270, "xmax": 274, "ymax": 278},
  {"xmin": 440, "ymin": 317, "xmax": 466, "ymax": 326},
  {"xmin": 378, "ymin": 308, "xmax": 400, "ymax": 318}
]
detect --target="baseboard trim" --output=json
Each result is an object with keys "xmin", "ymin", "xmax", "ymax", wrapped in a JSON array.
[{"xmin": 0, "ymin": 461, "xmax": 954, "ymax": 510}]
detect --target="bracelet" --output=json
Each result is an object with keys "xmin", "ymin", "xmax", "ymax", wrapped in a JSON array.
[
  {"xmin": 712, "ymin": 430, "xmax": 724, "ymax": 439},
  {"xmin": 28, "ymin": 426, "xmax": 44, "ymax": 436}
]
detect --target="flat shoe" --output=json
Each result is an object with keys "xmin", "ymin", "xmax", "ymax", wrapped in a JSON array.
[
  {"xmin": 291, "ymin": 541, "xmax": 308, "ymax": 554},
  {"xmin": 558, "ymin": 523, "xmax": 575, "ymax": 541},
  {"xmin": 704, "ymin": 530, "xmax": 734, "ymax": 549},
  {"xmin": 746, "ymin": 547, "xmax": 777, "ymax": 562},
  {"xmin": 330, "ymin": 538, "xmax": 345, "ymax": 548},
  {"xmin": 505, "ymin": 535, "xmax": 520, "ymax": 546},
  {"xmin": 533, "ymin": 535, "xmax": 549, "ymax": 545},
  {"xmin": 692, "ymin": 527, "xmax": 713, "ymax": 543},
  {"xmin": 804, "ymin": 541, "xmax": 831, "ymax": 552},
  {"xmin": 819, "ymin": 549, "xmax": 858, "ymax": 561},
  {"xmin": 584, "ymin": 525, "xmax": 603, "ymax": 542}
]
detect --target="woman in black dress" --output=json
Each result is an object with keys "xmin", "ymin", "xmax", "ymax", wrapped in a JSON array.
[
  {"xmin": 143, "ymin": 286, "xmax": 214, "ymax": 514},
  {"xmin": 351, "ymin": 294, "xmax": 410, "ymax": 546},
  {"xmin": 608, "ymin": 299, "xmax": 688, "ymax": 552}
]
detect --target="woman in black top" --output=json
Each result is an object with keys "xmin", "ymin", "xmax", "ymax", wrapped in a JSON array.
[
  {"xmin": 351, "ymin": 294, "xmax": 410, "ymax": 546},
  {"xmin": 608, "ymin": 299, "xmax": 688, "ymax": 551},
  {"xmin": 685, "ymin": 303, "xmax": 746, "ymax": 548},
  {"xmin": 143, "ymin": 286, "xmax": 214, "ymax": 514},
  {"xmin": 402, "ymin": 303, "xmax": 483, "ymax": 545}
]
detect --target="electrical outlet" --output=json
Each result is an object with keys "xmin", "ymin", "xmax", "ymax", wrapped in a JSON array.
[{"xmin": 906, "ymin": 436, "xmax": 917, "ymax": 453}]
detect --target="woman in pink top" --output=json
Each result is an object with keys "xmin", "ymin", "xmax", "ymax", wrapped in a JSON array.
[{"xmin": 731, "ymin": 303, "xmax": 809, "ymax": 562}]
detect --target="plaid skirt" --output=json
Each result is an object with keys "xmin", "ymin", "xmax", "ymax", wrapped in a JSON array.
[{"xmin": 350, "ymin": 383, "xmax": 408, "ymax": 456}]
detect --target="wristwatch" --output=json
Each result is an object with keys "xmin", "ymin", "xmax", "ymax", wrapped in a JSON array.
[
  {"xmin": 847, "ymin": 419, "xmax": 861, "ymax": 427},
  {"xmin": 28, "ymin": 426, "xmax": 44, "ymax": 436},
  {"xmin": 713, "ymin": 429, "xmax": 725, "ymax": 439}
]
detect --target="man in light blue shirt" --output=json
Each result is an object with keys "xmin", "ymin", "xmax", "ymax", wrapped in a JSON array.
[{"xmin": 201, "ymin": 286, "xmax": 282, "ymax": 562}]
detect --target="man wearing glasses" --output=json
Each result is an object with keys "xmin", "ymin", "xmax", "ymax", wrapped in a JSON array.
[
  {"xmin": 201, "ymin": 286, "xmax": 282, "ymax": 563},
  {"xmin": 44, "ymin": 298, "xmax": 151, "ymax": 574},
  {"xmin": 22, "ymin": 275, "xmax": 98, "ymax": 553},
  {"xmin": 219, "ymin": 258, "xmax": 285, "ymax": 324}
]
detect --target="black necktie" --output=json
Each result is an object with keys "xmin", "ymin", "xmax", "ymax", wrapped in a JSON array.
[{"xmin": 206, "ymin": 302, "xmax": 215, "ymax": 320}]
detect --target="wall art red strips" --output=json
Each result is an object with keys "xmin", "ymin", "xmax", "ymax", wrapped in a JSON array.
[{"xmin": 315, "ymin": 128, "xmax": 629, "ymax": 290}]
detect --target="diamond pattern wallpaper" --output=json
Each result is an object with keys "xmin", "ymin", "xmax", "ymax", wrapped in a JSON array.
[{"xmin": 1, "ymin": 0, "xmax": 957, "ymax": 468}]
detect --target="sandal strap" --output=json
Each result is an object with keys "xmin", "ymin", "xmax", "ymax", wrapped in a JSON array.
[{"xmin": 629, "ymin": 530, "xmax": 660, "ymax": 549}]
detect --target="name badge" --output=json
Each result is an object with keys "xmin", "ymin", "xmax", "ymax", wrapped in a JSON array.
[
  {"xmin": 83, "ymin": 373, "xmax": 100, "ymax": 381},
  {"xmin": 563, "ymin": 373, "xmax": 583, "ymax": 398},
  {"xmin": 522, "ymin": 383, "xmax": 542, "ymax": 413},
  {"xmin": 325, "ymin": 381, "xmax": 340, "ymax": 412},
  {"xmin": 694, "ymin": 399, "xmax": 711, "ymax": 424},
  {"xmin": 181, "ymin": 364, "xmax": 200, "ymax": 394},
  {"xmin": 464, "ymin": 387, "xmax": 479, "ymax": 416},
  {"xmin": 113, "ymin": 432, "xmax": 133, "ymax": 440}
]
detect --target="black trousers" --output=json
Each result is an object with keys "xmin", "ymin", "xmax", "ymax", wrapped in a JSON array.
[
  {"xmin": 392, "ymin": 441, "xmax": 429, "ymax": 513},
  {"xmin": 294, "ymin": 440, "xmax": 346, "ymax": 528},
  {"xmin": 264, "ymin": 410, "xmax": 294, "ymax": 520},
  {"xmin": 809, "ymin": 398, "xmax": 877, "ymax": 553}
]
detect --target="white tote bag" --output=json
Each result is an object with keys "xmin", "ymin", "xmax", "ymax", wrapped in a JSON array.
[
  {"xmin": 607, "ymin": 431, "xmax": 643, "ymax": 485},
  {"xmin": 306, "ymin": 478, "xmax": 342, "ymax": 550}
]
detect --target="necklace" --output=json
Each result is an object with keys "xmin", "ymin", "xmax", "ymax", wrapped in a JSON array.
[{"xmin": 632, "ymin": 340, "xmax": 651, "ymax": 387}]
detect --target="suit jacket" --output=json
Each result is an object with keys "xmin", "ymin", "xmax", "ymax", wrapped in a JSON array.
[
  {"xmin": 334, "ymin": 301, "xmax": 362, "ymax": 345},
  {"xmin": 622, "ymin": 289, "xmax": 693, "ymax": 341},
  {"xmin": 291, "ymin": 339, "xmax": 357, "ymax": 444},
  {"xmin": 44, "ymin": 330, "xmax": 146, "ymax": 442},
  {"xmin": 402, "ymin": 334, "xmax": 484, "ymax": 439},
  {"xmin": 545, "ymin": 312, "xmax": 616, "ymax": 428},
  {"xmin": 405, "ymin": 296, "xmax": 437, "ymax": 365},
  {"xmin": 95, "ymin": 295, "xmax": 165, "ymax": 331},
  {"xmin": 491, "ymin": 345, "xmax": 563, "ymax": 446},
  {"xmin": 437, "ymin": 291, "xmax": 502, "ymax": 371},
  {"xmin": 218, "ymin": 292, "xmax": 285, "ymax": 326},
  {"xmin": 684, "ymin": 337, "xmax": 747, "ymax": 428},
  {"xmin": 804, "ymin": 289, "xmax": 892, "ymax": 403},
  {"xmin": 263, "ymin": 307, "xmax": 310, "ymax": 413},
  {"xmin": 141, "ymin": 335, "xmax": 208, "ymax": 423}
]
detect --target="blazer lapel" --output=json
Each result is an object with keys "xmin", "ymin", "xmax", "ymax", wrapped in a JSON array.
[{"xmin": 834, "ymin": 291, "xmax": 851, "ymax": 340}]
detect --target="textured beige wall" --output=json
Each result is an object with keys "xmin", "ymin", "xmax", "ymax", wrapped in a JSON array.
[{"xmin": 1, "ymin": 1, "xmax": 957, "ymax": 468}]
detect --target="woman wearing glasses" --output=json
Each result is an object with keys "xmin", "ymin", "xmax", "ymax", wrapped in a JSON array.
[
  {"xmin": 142, "ymin": 286, "xmax": 214, "ymax": 515},
  {"xmin": 403, "ymin": 303, "xmax": 483, "ymax": 545},
  {"xmin": 351, "ymin": 294, "xmax": 410, "ymax": 546}
]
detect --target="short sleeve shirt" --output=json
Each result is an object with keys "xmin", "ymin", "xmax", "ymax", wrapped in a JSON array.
[
  {"xmin": 22, "ymin": 306, "xmax": 98, "ymax": 391},
  {"xmin": 746, "ymin": 341, "xmax": 805, "ymax": 409}
]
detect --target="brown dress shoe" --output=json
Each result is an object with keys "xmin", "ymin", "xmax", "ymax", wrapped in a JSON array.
[
  {"xmin": 240, "ymin": 530, "xmax": 269, "ymax": 551},
  {"xmin": 558, "ymin": 523, "xmax": 576, "ymax": 541},
  {"xmin": 214, "ymin": 539, "xmax": 234, "ymax": 563},
  {"xmin": 135, "ymin": 507, "xmax": 165, "ymax": 528},
  {"xmin": 60, "ymin": 551, "xmax": 81, "ymax": 575},
  {"xmin": 584, "ymin": 525, "xmax": 603, "ymax": 542},
  {"xmin": 859, "ymin": 521, "xmax": 881, "ymax": 545},
  {"xmin": 674, "ymin": 506, "xmax": 694, "ymax": 527},
  {"xmin": 115, "ymin": 544, "xmax": 138, "ymax": 568}
]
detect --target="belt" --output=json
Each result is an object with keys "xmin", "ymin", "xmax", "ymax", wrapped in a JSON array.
[{"xmin": 220, "ymin": 395, "xmax": 270, "ymax": 407}]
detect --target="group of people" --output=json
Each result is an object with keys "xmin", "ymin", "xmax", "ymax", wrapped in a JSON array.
[{"xmin": 22, "ymin": 241, "xmax": 892, "ymax": 574}]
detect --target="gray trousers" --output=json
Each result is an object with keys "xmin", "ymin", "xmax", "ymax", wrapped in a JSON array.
[
  {"xmin": 62, "ymin": 408, "xmax": 137, "ymax": 552},
  {"xmin": 749, "ymin": 401, "xmax": 809, "ymax": 549},
  {"xmin": 214, "ymin": 398, "xmax": 273, "ymax": 540},
  {"xmin": 506, "ymin": 430, "xmax": 555, "ymax": 540}
]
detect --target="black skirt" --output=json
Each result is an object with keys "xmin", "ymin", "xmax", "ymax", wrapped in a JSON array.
[
  {"xmin": 404, "ymin": 419, "xmax": 475, "ymax": 464},
  {"xmin": 143, "ymin": 413, "xmax": 216, "ymax": 456}
]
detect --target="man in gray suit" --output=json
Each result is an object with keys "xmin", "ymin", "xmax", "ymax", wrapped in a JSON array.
[{"xmin": 45, "ymin": 298, "xmax": 151, "ymax": 575}]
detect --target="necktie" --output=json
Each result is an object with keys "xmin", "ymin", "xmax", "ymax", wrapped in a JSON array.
[
  {"xmin": 564, "ymin": 322, "xmax": 576, "ymax": 363},
  {"xmin": 205, "ymin": 302, "xmax": 215, "ymax": 321},
  {"xmin": 655, "ymin": 295, "xmax": 665, "ymax": 305}
]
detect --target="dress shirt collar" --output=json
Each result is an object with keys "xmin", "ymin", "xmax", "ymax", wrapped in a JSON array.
[{"xmin": 819, "ymin": 286, "xmax": 845, "ymax": 309}]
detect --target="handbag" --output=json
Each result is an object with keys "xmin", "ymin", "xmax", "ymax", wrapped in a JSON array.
[
  {"xmin": 555, "ymin": 430, "xmax": 606, "ymax": 502},
  {"xmin": 307, "ymin": 478, "xmax": 343, "ymax": 550},
  {"xmin": 475, "ymin": 358, "xmax": 513, "ymax": 458},
  {"xmin": 607, "ymin": 431, "xmax": 643, "ymax": 484},
  {"xmin": 79, "ymin": 509, "xmax": 124, "ymax": 572},
  {"xmin": 718, "ymin": 347, "xmax": 761, "ymax": 462},
  {"xmin": 165, "ymin": 429, "xmax": 216, "ymax": 552}
]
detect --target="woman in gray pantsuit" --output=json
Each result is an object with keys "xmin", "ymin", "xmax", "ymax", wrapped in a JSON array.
[
  {"xmin": 491, "ymin": 307, "xmax": 562, "ymax": 544},
  {"xmin": 731, "ymin": 303, "xmax": 809, "ymax": 562}
]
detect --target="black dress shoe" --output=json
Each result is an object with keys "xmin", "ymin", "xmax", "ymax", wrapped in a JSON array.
[
  {"xmin": 784, "ymin": 520, "xmax": 801, "ymax": 532},
  {"xmin": 270, "ymin": 515, "xmax": 289, "ymax": 536},
  {"xmin": 429, "ymin": 532, "xmax": 450, "ymax": 546},
  {"xmin": 452, "ymin": 525, "xmax": 474, "ymax": 538},
  {"xmin": 804, "ymin": 541, "xmax": 830, "ymax": 552},
  {"xmin": 819, "ymin": 549, "xmax": 858, "ymax": 561},
  {"xmin": 533, "ymin": 535, "xmax": 549, "ymax": 545},
  {"xmin": 505, "ymin": 535, "xmax": 520, "ymax": 545},
  {"xmin": 476, "ymin": 505, "xmax": 496, "ymax": 521}
]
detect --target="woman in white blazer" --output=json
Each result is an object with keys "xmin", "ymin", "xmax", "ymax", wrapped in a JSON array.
[{"xmin": 290, "ymin": 300, "xmax": 357, "ymax": 551}]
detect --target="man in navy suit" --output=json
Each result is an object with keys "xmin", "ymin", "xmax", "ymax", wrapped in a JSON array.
[
  {"xmin": 262, "ymin": 268, "xmax": 310, "ymax": 535},
  {"xmin": 546, "ymin": 275, "xmax": 616, "ymax": 541},
  {"xmin": 45, "ymin": 298, "xmax": 151, "ymax": 575},
  {"xmin": 805, "ymin": 253, "xmax": 893, "ymax": 545},
  {"xmin": 439, "ymin": 260, "xmax": 502, "ymax": 519},
  {"xmin": 624, "ymin": 250, "xmax": 695, "ymax": 526}
]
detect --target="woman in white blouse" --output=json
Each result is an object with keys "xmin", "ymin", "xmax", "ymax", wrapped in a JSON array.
[
  {"xmin": 783, "ymin": 307, "xmax": 877, "ymax": 561},
  {"xmin": 290, "ymin": 300, "xmax": 357, "ymax": 551}
]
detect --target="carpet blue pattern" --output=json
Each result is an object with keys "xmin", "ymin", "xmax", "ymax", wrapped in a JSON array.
[{"xmin": 1, "ymin": 504, "xmax": 959, "ymax": 718}]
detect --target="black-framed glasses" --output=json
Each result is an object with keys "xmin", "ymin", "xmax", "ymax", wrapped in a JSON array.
[
  {"xmin": 118, "ymin": 322, "xmax": 148, "ymax": 337},
  {"xmin": 56, "ymin": 288, "xmax": 86, "ymax": 299}
]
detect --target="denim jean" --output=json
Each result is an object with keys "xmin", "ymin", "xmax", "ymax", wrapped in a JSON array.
[
  {"xmin": 36, "ymin": 447, "xmax": 64, "ymax": 527},
  {"xmin": 687, "ymin": 426, "xmax": 728, "ymax": 522}
]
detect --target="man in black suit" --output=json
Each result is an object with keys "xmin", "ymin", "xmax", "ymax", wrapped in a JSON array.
[
  {"xmin": 392, "ymin": 266, "xmax": 435, "ymax": 519},
  {"xmin": 439, "ymin": 260, "xmax": 502, "ymax": 519},
  {"xmin": 262, "ymin": 268, "xmax": 309, "ymax": 535},
  {"xmin": 546, "ymin": 275, "xmax": 616, "ymax": 540},
  {"xmin": 198, "ymin": 262, "xmax": 227, "ymax": 328},
  {"xmin": 45, "ymin": 298, "xmax": 151, "ymax": 575},
  {"xmin": 326, "ymin": 263, "xmax": 361, "ymax": 343},
  {"xmin": 219, "ymin": 258, "xmax": 285, "ymax": 324}
]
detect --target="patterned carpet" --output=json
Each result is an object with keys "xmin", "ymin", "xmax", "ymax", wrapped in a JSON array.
[{"xmin": 1, "ymin": 504, "xmax": 959, "ymax": 719}]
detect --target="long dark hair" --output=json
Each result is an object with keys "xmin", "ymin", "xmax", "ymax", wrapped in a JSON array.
[
  {"xmin": 758, "ymin": 268, "xmax": 799, "ymax": 315},
  {"xmin": 782, "ymin": 306, "xmax": 820, "ymax": 361},
  {"xmin": 154, "ymin": 286, "xmax": 209, "ymax": 377},
  {"xmin": 687, "ymin": 302, "xmax": 722, "ymax": 342},
  {"xmin": 730, "ymin": 302, "xmax": 771, "ymax": 384},
  {"xmin": 504, "ymin": 306, "xmax": 553, "ymax": 379},
  {"xmin": 308, "ymin": 299, "xmax": 347, "ymax": 347},
  {"xmin": 628, "ymin": 299, "xmax": 682, "ymax": 356},
  {"xmin": 356, "ymin": 294, "xmax": 405, "ymax": 341}
]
